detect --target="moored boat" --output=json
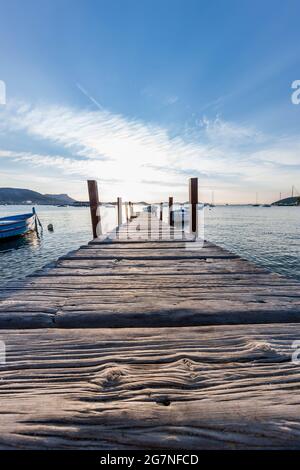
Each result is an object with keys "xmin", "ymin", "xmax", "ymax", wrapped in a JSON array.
[
  {"xmin": 0, "ymin": 208, "xmax": 37, "ymax": 241},
  {"xmin": 173, "ymin": 206, "xmax": 189, "ymax": 226}
]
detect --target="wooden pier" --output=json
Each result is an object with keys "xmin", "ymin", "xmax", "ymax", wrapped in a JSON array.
[{"xmin": 0, "ymin": 180, "xmax": 300, "ymax": 449}]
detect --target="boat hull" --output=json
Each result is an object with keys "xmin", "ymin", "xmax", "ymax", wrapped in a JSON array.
[{"xmin": 0, "ymin": 213, "xmax": 36, "ymax": 241}]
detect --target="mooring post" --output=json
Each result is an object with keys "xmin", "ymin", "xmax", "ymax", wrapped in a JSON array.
[
  {"xmin": 181, "ymin": 203, "xmax": 185, "ymax": 234},
  {"xmin": 169, "ymin": 197, "xmax": 174, "ymax": 227},
  {"xmin": 129, "ymin": 202, "xmax": 133, "ymax": 219},
  {"xmin": 128, "ymin": 201, "xmax": 130, "ymax": 220},
  {"xmin": 160, "ymin": 202, "xmax": 163, "ymax": 221},
  {"xmin": 189, "ymin": 177, "xmax": 198, "ymax": 234},
  {"xmin": 148, "ymin": 207, "xmax": 151, "ymax": 240},
  {"xmin": 87, "ymin": 180, "xmax": 101, "ymax": 239},
  {"xmin": 117, "ymin": 197, "xmax": 122, "ymax": 226}
]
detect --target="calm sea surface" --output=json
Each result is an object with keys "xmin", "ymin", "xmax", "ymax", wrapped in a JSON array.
[{"xmin": 0, "ymin": 205, "xmax": 299, "ymax": 286}]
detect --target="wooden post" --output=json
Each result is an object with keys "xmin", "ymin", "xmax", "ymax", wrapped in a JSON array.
[
  {"xmin": 125, "ymin": 202, "xmax": 129, "ymax": 222},
  {"xmin": 87, "ymin": 180, "xmax": 101, "ymax": 239},
  {"xmin": 181, "ymin": 204, "xmax": 185, "ymax": 233},
  {"xmin": 189, "ymin": 177, "xmax": 198, "ymax": 233},
  {"xmin": 169, "ymin": 197, "xmax": 174, "ymax": 227},
  {"xmin": 129, "ymin": 202, "xmax": 133, "ymax": 219},
  {"xmin": 148, "ymin": 207, "xmax": 151, "ymax": 240},
  {"xmin": 117, "ymin": 197, "xmax": 122, "ymax": 226},
  {"xmin": 160, "ymin": 203, "xmax": 163, "ymax": 221}
]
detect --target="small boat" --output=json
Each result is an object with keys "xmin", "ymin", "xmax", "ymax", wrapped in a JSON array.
[
  {"xmin": 0, "ymin": 208, "xmax": 37, "ymax": 241},
  {"xmin": 173, "ymin": 207, "xmax": 189, "ymax": 224}
]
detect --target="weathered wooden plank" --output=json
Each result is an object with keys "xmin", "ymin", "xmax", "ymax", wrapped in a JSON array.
[
  {"xmin": 16, "ymin": 273, "xmax": 284, "ymax": 294},
  {"xmin": 89, "ymin": 239, "xmax": 199, "ymax": 246},
  {"xmin": 86, "ymin": 242, "xmax": 215, "ymax": 249},
  {"xmin": 97, "ymin": 232, "xmax": 196, "ymax": 242},
  {"xmin": 56, "ymin": 255, "xmax": 266, "ymax": 266},
  {"xmin": 0, "ymin": 297, "xmax": 300, "ymax": 329},
  {"xmin": 1, "ymin": 287, "xmax": 299, "ymax": 311},
  {"xmin": 29, "ymin": 266, "xmax": 269, "ymax": 277},
  {"xmin": 53, "ymin": 257, "xmax": 269, "ymax": 274},
  {"xmin": 54, "ymin": 299, "xmax": 300, "ymax": 328},
  {"xmin": 61, "ymin": 251, "xmax": 239, "ymax": 261},
  {"xmin": 66, "ymin": 246, "xmax": 233, "ymax": 255},
  {"xmin": 0, "ymin": 324, "xmax": 299, "ymax": 449},
  {"xmin": 24, "ymin": 281, "xmax": 297, "ymax": 294}
]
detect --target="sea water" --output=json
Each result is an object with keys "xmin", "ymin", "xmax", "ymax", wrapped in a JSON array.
[{"xmin": 0, "ymin": 205, "xmax": 299, "ymax": 286}]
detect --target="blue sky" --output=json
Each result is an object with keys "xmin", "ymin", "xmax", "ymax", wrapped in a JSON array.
[{"xmin": 0, "ymin": 0, "xmax": 300, "ymax": 203}]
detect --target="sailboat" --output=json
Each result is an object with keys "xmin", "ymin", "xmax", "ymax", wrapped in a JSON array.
[{"xmin": 252, "ymin": 193, "xmax": 260, "ymax": 207}]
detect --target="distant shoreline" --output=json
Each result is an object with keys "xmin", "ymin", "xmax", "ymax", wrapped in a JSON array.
[{"xmin": 0, "ymin": 203, "xmax": 299, "ymax": 208}]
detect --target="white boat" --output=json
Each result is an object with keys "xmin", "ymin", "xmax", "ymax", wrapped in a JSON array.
[{"xmin": 173, "ymin": 207, "xmax": 189, "ymax": 226}]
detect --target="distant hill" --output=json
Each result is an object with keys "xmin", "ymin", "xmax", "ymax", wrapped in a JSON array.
[
  {"xmin": 43, "ymin": 193, "xmax": 76, "ymax": 204},
  {"xmin": 0, "ymin": 188, "xmax": 77, "ymax": 205},
  {"xmin": 272, "ymin": 196, "xmax": 300, "ymax": 206}
]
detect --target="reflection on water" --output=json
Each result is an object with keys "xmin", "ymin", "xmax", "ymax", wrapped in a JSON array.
[
  {"xmin": 0, "ymin": 205, "xmax": 92, "ymax": 285},
  {"xmin": 0, "ymin": 204, "xmax": 299, "ymax": 286},
  {"xmin": 0, "ymin": 231, "xmax": 41, "ymax": 253}
]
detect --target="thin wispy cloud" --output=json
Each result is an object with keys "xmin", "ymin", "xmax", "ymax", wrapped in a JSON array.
[
  {"xmin": 198, "ymin": 116, "xmax": 264, "ymax": 145},
  {"xmin": 164, "ymin": 96, "xmax": 179, "ymax": 106}
]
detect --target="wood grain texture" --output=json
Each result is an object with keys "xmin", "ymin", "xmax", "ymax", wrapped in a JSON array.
[
  {"xmin": 0, "ymin": 212, "xmax": 299, "ymax": 329},
  {"xmin": 0, "ymin": 324, "xmax": 300, "ymax": 449},
  {"xmin": 1, "ymin": 212, "xmax": 300, "ymax": 449}
]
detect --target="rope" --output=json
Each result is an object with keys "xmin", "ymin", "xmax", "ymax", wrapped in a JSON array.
[
  {"xmin": 36, "ymin": 214, "xmax": 43, "ymax": 233},
  {"xmin": 32, "ymin": 207, "xmax": 43, "ymax": 237}
]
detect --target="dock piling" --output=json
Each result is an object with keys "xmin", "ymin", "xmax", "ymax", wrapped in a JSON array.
[
  {"xmin": 87, "ymin": 180, "xmax": 101, "ymax": 238},
  {"xmin": 189, "ymin": 177, "xmax": 198, "ymax": 234},
  {"xmin": 117, "ymin": 197, "xmax": 122, "ymax": 226},
  {"xmin": 129, "ymin": 202, "xmax": 133, "ymax": 220},
  {"xmin": 169, "ymin": 197, "xmax": 174, "ymax": 227}
]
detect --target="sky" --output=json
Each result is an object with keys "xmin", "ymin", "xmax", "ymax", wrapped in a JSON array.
[{"xmin": 0, "ymin": 0, "xmax": 300, "ymax": 204}]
